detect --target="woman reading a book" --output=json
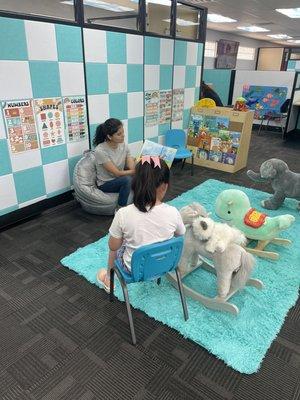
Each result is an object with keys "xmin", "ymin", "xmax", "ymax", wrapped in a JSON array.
[{"xmin": 93, "ymin": 118, "xmax": 135, "ymax": 209}]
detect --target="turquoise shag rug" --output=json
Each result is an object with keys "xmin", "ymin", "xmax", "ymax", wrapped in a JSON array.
[{"xmin": 61, "ymin": 179, "xmax": 300, "ymax": 374}]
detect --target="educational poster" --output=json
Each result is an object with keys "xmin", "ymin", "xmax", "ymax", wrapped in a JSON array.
[
  {"xmin": 159, "ymin": 90, "xmax": 172, "ymax": 124},
  {"xmin": 63, "ymin": 96, "xmax": 88, "ymax": 142},
  {"xmin": 139, "ymin": 139, "xmax": 177, "ymax": 168},
  {"xmin": 2, "ymin": 99, "xmax": 39, "ymax": 153},
  {"xmin": 172, "ymin": 89, "xmax": 184, "ymax": 121},
  {"xmin": 145, "ymin": 90, "xmax": 160, "ymax": 126},
  {"xmin": 187, "ymin": 112, "xmax": 239, "ymax": 165},
  {"xmin": 34, "ymin": 98, "xmax": 65, "ymax": 148},
  {"xmin": 242, "ymin": 85, "xmax": 288, "ymax": 119}
]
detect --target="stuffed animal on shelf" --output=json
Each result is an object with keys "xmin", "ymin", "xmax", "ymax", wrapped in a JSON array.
[
  {"xmin": 233, "ymin": 97, "xmax": 248, "ymax": 112},
  {"xmin": 247, "ymin": 158, "xmax": 300, "ymax": 211},
  {"xmin": 215, "ymin": 189, "xmax": 295, "ymax": 260}
]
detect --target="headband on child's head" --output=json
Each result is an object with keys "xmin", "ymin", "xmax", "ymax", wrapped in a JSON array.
[{"xmin": 141, "ymin": 155, "xmax": 161, "ymax": 169}]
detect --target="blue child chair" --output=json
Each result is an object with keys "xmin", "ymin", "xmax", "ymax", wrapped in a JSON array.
[
  {"xmin": 165, "ymin": 129, "xmax": 194, "ymax": 175},
  {"xmin": 109, "ymin": 236, "xmax": 188, "ymax": 345}
]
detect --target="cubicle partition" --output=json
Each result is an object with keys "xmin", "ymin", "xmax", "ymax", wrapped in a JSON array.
[
  {"xmin": 202, "ymin": 69, "xmax": 234, "ymax": 106},
  {"xmin": 232, "ymin": 70, "xmax": 295, "ymax": 126},
  {"xmin": 286, "ymin": 71, "xmax": 300, "ymax": 137},
  {"xmin": 0, "ymin": 15, "xmax": 204, "ymax": 227}
]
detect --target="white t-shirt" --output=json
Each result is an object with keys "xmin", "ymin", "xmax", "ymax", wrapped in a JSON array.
[{"xmin": 109, "ymin": 203, "xmax": 186, "ymax": 269}]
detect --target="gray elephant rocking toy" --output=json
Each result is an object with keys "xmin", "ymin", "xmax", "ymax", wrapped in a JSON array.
[{"xmin": 247, "ymin": 158, "xmax": 300, "ymax": 211}]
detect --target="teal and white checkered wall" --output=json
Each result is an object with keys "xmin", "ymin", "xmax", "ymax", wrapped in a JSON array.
[
  {"xmin": 0, "ymin": 17, "xmax": 89, "ymax": 216},
  {"xmin": 0, "ymin": 16, "xmax": 204, "ymax": 218},
  {"xmin": 84, "ymin": 29, "xmax": 144, "ymax": 158},
  {"xmin": 171, "ymin": 40, "xmax": 203, "ymax": 133}
]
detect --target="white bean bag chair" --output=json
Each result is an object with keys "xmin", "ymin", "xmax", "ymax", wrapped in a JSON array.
[{"xmin": 73, "ymin": 150, "xmax": 118, "ymax": 215}]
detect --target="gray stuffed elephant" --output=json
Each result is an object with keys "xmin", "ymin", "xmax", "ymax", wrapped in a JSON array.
[{"xmin": 247, "ymin": 158, "xmax": 300, "ymax": 210}]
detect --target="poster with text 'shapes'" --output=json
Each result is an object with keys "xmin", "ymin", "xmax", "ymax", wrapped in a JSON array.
[
  {"xmin": 34, "ymin": 98, "xmax": 65, "ymax": 148},
  {"xmin": 2, "ymin": 99, "xmax": 39, "ymax": 154},
  {"xmin": 63, "ymin": 96, "xmax": 88, "ymax": 142}
]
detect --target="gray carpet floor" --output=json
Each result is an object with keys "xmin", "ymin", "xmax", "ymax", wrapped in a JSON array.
[{"xmin": 0, "ymin": 130, "xmax": 299, "ymax": 400}]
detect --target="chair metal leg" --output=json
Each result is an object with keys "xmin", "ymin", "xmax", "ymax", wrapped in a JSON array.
[
  {"xmin": 114, "ymin": 268, "xmax": 136, "ymax": 345},
  {"xmin": 109, "ymin": 268, "xmax": 115, "ymax": 302},
  {"xmin": 181, "ymin": 158, "xmax": 186, "ymax": 170},
  {"xmin": 175, "ymin": 267, "xmax": 189, "ymax": 321},
  {"xmin": 258, "ymin": 118, "xmax": 264, "ymax": 135},
  {"xmin": 191, "ymin": 154, "xmax": 194, "ymax": 176}
]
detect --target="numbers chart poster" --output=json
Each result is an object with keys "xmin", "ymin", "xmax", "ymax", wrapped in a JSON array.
[
  {"xmin": 63, "ymin": 96, "xmax": 88, "ymax": 142},
  {"xmin": 159, "ymin": 90, "xmax": 172, "ymax": 124},
  {"xmin": 34, "ymin": 98, "xmax": 65, "ymax": 148},
  {"xmin": 172, "ymin": 89, "xmax": 184, "ymax": 121},
  {"xmin": 2, "ymin": 99, "xmax": 39, "ymax": 154},
  {"xmin": 145, "ymin": 90, "xmax": 160, "ymax": 127}
]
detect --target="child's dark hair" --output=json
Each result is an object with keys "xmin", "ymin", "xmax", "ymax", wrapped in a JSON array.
[
  {"xmin": 132, "ymin": 158, "xmax": 170, "ymax": 212},
  {"xmin": 93, "ymin": 118, "xmax": 122, "ymax": 146}
]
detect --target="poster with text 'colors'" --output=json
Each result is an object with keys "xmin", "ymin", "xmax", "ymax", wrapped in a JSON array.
[
  {"xmin": 34, "ymin": 98, "xmax": 65, "ymax": 148},
  {"xmin": 63, "ymin": 96, "xmax": 88, "ymax": 142},
  {"xmin": 2, "ymin": 99, "xmax": 39, "ymax": 154}
]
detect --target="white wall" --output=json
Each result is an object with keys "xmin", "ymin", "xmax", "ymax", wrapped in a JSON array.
[{"xmin": 204, "ymin": 29, "xmax": 281, "ymax": 70}]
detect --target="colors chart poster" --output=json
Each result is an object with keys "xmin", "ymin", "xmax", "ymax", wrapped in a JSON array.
[
  {"xmin": 2, "ymin": 99, "xmax": 39, "ymax": 154},
  {"xmin": 63, "ymin": 96, "xmax": 88, "ymax": 142},
  {"xmin": 34, "ymin": 98, "xmax": 65, "ymax": 148}
]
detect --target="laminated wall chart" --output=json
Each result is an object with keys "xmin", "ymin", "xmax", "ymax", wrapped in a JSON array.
[
  {"xmin": 145, "ymin": 90, "xmax": 160, "ymax": 126},
  {"xmin": 159, "ymin": 90, "xmax": 172, "ymax": 124},
  {"xmin": 2, "ymin": 99, "xmax": 39, "ymax": 153},
  {"xmin": 63, "ymin": 96, "xmax": 88, "ymax": 142},
  {"xmin": 34, "ymin": 98, "xmax": 65, "ymax": 148},
  {"xmin": 172, "ymin": 89, "xmax": 184, "ymax": 121}
]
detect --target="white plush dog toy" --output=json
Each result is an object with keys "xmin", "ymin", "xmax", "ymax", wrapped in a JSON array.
[{"xmin": 179, "ymin": 203, "xmax": 255, "ymax": 299}]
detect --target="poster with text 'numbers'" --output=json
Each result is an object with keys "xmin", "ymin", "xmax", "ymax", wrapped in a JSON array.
[
  {"xmin": 2, "ymin": 99, "xmax": 39, "ymax": 154},
  {"xmin": 34, "ymin": 98, "xmax": 65, "ymax": 148},
  {"xmin": 63, "ymin": 96, "xmax": 88, "ymax": 142}
]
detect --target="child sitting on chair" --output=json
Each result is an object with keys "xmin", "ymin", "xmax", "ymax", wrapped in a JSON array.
[{"xmin": 96, "ymin": 156, "xmax": 186, "ymax": 292}]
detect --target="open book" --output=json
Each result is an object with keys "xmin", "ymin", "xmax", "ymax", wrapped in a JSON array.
[{"xmin": 139, "ymin": 140, "xmax": 177, "ymax": 168}]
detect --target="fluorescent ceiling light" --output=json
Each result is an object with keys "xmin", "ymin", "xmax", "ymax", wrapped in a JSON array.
[
  {"xmin": 267, "ymin": 34, "xmax": 293, "ymax": 39},
  {"xmin": 146, "ymin": 0, "xmax": 172, "ymax": 5},
  {"xmin": 61, "ymin": 0, "xmax": 134, "ymax": 12},
  {"xmin": 164, "ymin": 18, "xmax": 198, "ymax": 26},
  {"xmin": 287, "ymin": 39, "xmax": 300, "ymax": 43},
  {"xmin": 237, "ymin": 26, "xmax": 270, "ymax": 33},
  {"xmin": 276, "ymin": 8, "xmax": 300, "ymax": 18},
  {"xmin": 207, "ymin": 13, "xmax": 236, "ymax": 23}
]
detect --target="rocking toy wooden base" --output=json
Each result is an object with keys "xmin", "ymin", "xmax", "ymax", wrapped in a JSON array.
[
  {"xmin": 245, "ymin": 237, "xmax": 292, "ymax": 260},
  {"xmin": 167, "ymin": 257, "xmax": 264, "ymax": 315}
]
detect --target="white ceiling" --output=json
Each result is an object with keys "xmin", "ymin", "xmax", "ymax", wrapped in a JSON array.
[{"xmin": 187, "ymin": 0, "xmax": 300, "ymax": 46}]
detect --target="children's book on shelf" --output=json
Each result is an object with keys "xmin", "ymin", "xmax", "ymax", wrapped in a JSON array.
[{"xmin": 139, "ymin": 140, "xmax": 177, "ymax": 168}]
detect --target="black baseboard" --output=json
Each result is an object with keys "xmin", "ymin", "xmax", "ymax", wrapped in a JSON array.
[{"xmin": 0, "ymin": 191, "xmax": 74, "ymax": 231}]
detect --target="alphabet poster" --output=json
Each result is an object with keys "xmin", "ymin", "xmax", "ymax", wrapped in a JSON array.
[
  {"xmin": 63, "ymin": 96, "xmax": 88, "ymax": 142},
  {"xmin": 159, "ymin": 90, "xmax": 172, "ymax": 124},
  {"xmin": 145, "ymin": 90, "xmax": 160, "ymax": 126},
  {"xmin": 2, "ymin": 99, "xmax": 39, "ymax": 154},
  {"xmin": 172, "ymin": 89, "xmax": 184, "ymax": 121},
  {"xmin": 34, "ymin": 98, "xmax": 65, "ymax": 148}
]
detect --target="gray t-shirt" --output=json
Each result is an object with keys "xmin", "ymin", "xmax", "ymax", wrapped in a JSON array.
[{"xmin": 94, "ymin": 142, "xmax": 131, "ymax": 186}]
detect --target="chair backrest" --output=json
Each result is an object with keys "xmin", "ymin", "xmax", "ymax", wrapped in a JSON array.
[
  {"xmin": 165, "ymin": 129, "xmax": 186, "ymax": 149},
  {"xmin": 130, "ymin": 236, "xmax": 184, "ymax": 282}
]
